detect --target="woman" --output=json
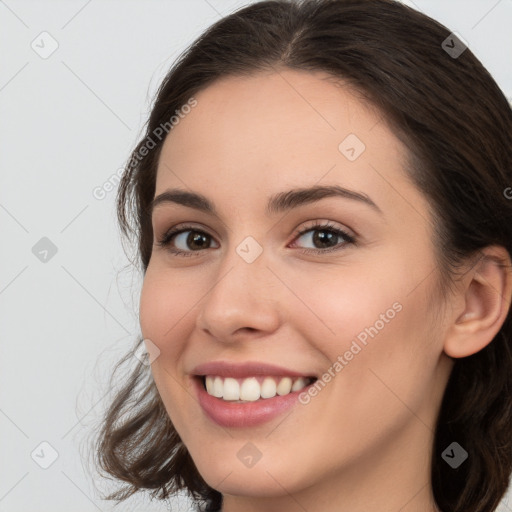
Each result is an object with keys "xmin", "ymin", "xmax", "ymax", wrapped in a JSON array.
[{"xmin": 93, "ymin": 1, "xmax": 512, "ymax": 511}]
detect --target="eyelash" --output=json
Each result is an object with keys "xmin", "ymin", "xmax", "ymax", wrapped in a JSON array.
[{"xmin": 155, "ymin": 221, "xmax": 356, "ymax": 258}]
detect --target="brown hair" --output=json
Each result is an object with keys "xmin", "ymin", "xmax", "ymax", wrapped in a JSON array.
[{"xmin": 92, "ymin": 1, "xmax": 512, "ymax": 511}]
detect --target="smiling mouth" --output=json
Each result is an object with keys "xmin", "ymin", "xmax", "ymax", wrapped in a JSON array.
[{"xmin": 197, "ymin": 375, "xmax": 317, "ymax": 402}]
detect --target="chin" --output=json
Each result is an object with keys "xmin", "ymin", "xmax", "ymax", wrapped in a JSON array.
[{"xmin": 190, "ymin": 449, "xmax": 312, "ymax": 499}]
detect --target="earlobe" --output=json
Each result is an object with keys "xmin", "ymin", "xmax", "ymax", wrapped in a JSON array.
[{"xmin": 444, "ymin": 246, "xmax": 512, "ymax": 359}]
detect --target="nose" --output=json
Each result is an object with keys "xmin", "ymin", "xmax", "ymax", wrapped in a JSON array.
[{"xmin": 195, "ymin": 244, "xmax": 282, "ymax": 344}]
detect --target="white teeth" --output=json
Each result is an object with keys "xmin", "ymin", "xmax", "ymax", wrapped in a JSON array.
[
  {"xmin": 260, "ymin": 377, "xmax": 277, "ymax": 399},
  {"xmin": 204, "ymin": 375, "xmax": 312, "ymax": 401},
  {"xmin": 292, "ymin": 377, "xmax": 308, "ymax": 392},
  {"xmin": 276, "ymin": 377, "xmax": 292, "ymax": 395},
  {"xmin": 223, "ymin": 378, "xmax": 240, "ymax": 400},
  {"xmin": 213, "ymin": 376, "xmax": 223, "ymax": 398},
  {"xmin": 240, "ymin": 377, "xmax": 260, "ymax": 401},
  {"xmin": 205, "ymin": 375, "xmax": 214, "ymax": 394}
]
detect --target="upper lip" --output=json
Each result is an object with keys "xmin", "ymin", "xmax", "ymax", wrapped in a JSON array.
[{"xmin": 191, "ymin": 360, "xmax": 317, "ymax": 379}]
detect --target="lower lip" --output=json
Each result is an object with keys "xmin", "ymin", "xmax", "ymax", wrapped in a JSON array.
[{"xmin": 192, "ymin": 376, "xmax": 314, "ymax": 428}]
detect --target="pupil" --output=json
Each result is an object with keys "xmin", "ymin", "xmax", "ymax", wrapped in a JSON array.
[
  {"xmin": 313, "ymin": 230, "xmax": 336, "ymax": 248},
  {"xmin": 189, "ymin": 232, "xmax": 208, "ymax": 250}
]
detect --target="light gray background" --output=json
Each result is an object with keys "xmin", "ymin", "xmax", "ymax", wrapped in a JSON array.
[{"xmin": 1, "ymin": 1, "xmax": 511, "ymax": 511}]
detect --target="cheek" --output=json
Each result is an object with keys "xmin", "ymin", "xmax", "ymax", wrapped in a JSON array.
[
  {"xmin": 330, "ymin": 276, "xmax": 440, "ymax": 430},
  {"xmin": 282, "ymin": 257, "xmax": 411, "ymax": 355},
  {"xmin": 285, "ymin": 251, "xmax": 440, "ymax": 393},
  {"xmin": 139, "ymin": 272, "xmax": 165, "ymax": 344},
  {"xmin": 138, "ymin": 268, "xmax": 192, "ymax": 426},
  {"xmin": 138, "ymin": 265, "xmax": 203, "ymax": 401},
  {"xmin": 139, "ymin": 265, "xmax": 191, "ymax": 351}
]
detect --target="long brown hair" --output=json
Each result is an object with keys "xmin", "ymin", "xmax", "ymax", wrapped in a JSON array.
[{"xmin": 92, "ymin": 1, "xmax": 512, "ymax": 511}]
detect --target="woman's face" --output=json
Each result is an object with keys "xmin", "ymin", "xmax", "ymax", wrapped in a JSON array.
[{"xmin": 140, "ymin": 69, "xmax": 453, "ymax": 508}]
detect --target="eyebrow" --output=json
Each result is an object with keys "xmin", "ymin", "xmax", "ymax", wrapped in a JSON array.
[{"xmin": 150, "ymin": 184, "xmax": 382, "ymax": 217}]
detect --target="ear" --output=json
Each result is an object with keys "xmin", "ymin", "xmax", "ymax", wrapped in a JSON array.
[{"xmin": 444, "ymin": 245, "xmax": 512, "ymax": 359}]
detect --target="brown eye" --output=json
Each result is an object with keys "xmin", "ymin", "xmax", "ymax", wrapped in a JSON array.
[
  {"xmin": 290, "ymin": 221, "xmax": 356, "ymax": 255},
  {"xmin": 157, "ymin": 225, "xmax": 219, "ymax": 257}
]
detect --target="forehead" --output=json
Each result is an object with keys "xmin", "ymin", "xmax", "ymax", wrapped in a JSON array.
[
  {"xmin": 158, "ymin": 69, "xmax": 387, "ymax": 164},
  {"xmin": 155, "ymin": 69, "xmax": 422, "ymax": 221}
]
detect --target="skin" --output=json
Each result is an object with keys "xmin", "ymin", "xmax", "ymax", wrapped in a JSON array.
[{"xmin": 139, "ymin": 68, "xmax": 512, "ymax": 512}]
